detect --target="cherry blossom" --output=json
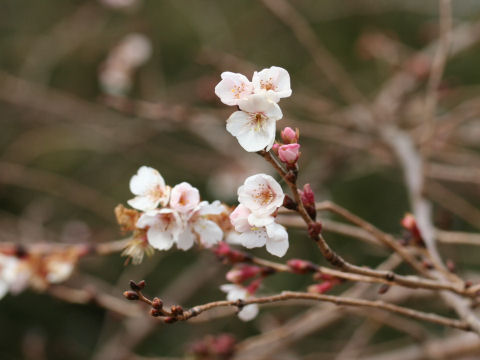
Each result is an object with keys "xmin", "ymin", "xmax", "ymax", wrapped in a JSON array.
[
  {"xmin": 0, "ymin": 255, "xmax": 30, "ymax": 300},
  {"xmin": 252, "ymin": 66, "xmax": 292, "ymax": 102},
  {"xmin": 237, "ymin": 174, "xmax": 284, "ymax": 226},
  {"xmin": 170, "ymin": 182, "xmax": 200, "ymax": 213},
  {"xmin": 136, "ymin": 208, "xmax": 182, "ymax": 251},
  {"xmin": 220, "ymin": 284, "xmax": 259, "ymax": 321},
  {"xmin": 226, "ymin": 94, "xmax": 282, "ymax": 152},
  {"xmin": 176, "ymin": 200, "xmax": 225, "ymax": 250},
  {"xmin": 128, "ymin": 166, "xmax": 170, "ymax": 211},
  {"xmin": 230, "ymin": 204, "xmax": 289, "ymax": 257},
  {"xmin": 214, "ymin": 72, "xmax": 254, "ymax": 106}
]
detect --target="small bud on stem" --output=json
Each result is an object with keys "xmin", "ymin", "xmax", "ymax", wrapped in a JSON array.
[{"xmin": 123, "ymin": 291, "xmax": 139, "ymax": 301}]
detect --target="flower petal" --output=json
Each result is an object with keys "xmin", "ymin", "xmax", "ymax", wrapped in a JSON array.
[
  {"xmin": 129, "ymin": 166, "xmax": 165, "ymax": 196},
  {"xmin": 193, "ymin": 219, "xmax": 223, "ymax": 247},
  {"xmin": 147, "ymin": 226, "xmax": 175, "ymax": 250},
  {"xmin": 265, "ymin": 222, "xmax": 289, "ymax": 257},
  {"xmin": 177, "ymin": 227, "xmax": 196, "ymax": 251},
  {"xmin": 238, "ymin": 304, "xmax": 259, "ymax": 321},
  {"xmin": 240, "ymin": 229, "xmax": 267, "ymax": 249}
]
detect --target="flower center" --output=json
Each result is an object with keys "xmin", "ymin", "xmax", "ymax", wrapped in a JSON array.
[
  {"xmin": 231, "ymin": 83, "xmax": 247, "ymax": 99},
  {"xmin": 253, "ymin": 184, "xmax": 274, "ymax": 206},
  {"xmin": 150, "ymin": 185, "xmax": 165, "ymax": 200},
  {"xmin": 250, "ymin": 112, "xmax": 267, "ymax": 132},
  {"xmin": 260, "ymin": 78, "xmax": 276, "ymax": 91}
]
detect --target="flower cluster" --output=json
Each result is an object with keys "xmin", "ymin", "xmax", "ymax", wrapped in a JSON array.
[
  {"xmin": 215, "ymin": 66, "xmax": 292, "ymax": 152},
  {"xmin": 0, "ymin": 250, "xmax": 79, "ymax": 300},
  {"xmin": 123, "ymin": 166, "xmax": 227, "ymax": 262},
  {"xmin": 229, "ymin": 174, "xmax": 289, "ymax": 257}
]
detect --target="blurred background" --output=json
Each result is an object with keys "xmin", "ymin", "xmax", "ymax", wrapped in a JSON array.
[{"xmin": 2, "ymin": 0, "xmax": 480, "ymax": 359}]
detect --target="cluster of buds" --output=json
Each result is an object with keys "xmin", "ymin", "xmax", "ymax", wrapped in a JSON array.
[
  {"xmin": 273, "ymin": 127, "xmax": 301, "ymax": 170},
  {"xmin": 400, "ymin": 213, "xmax": 425, "ymax": 247},
  {"xmin": 189, "ymin": 334, "xmax": 236, "ymax": 360},
  {"xmin": 123, "ymin": 280, "xmax": 186, "ymax": 324}
]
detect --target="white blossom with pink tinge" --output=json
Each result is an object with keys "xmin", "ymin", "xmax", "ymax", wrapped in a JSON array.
[
  {"xmin": 169, "ymin": 182, "xmax": 200, "ymax": 213},
  {"xmin": 176, "ymin": 200, "xmax": 225, "ymax": 250},
  {"xmin": 214, "ymin": 72, "xmax": 254, "ymax": 106},
  {"xmin": 136, "ymin": 209, "xmax": 182, "ymax": 251},
  {"xmin": 128, "ymin": 166, "xmax": 171, "ymax": 211},
  {"xmin": 237, "ymin": 174, "xmax": 284, "ymax": 226},
  {"xmin": 230, "ymin": 204, "xmax": 289, "ymax": 257},
  {"xmin": 220, "ymin": 284, "xmax": 259, "ymax": 321},
  {"xmin": 252, "ymin": 66, "xmax": 292, "ymax": 103},
  {"xmin": 0, "ymin": 254, "xmax": 31, "ymax": 300},
  {"xmin": 226, "ymin": 94, "xmax": 282, "ymax": 152}
]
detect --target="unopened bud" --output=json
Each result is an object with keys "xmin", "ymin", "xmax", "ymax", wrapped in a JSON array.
[
  {"xmin": 287, "ymin": 259, "xmax": 317, "ymax": 274},
  {"xmin": 308, "ymin": 281, "xmax": 333, "ymax": 294},
  {"xmin": 299, "ymin": 184, "xmax": 316, "ymax": 220},
  {"xmin": 123, "ymin": 291, "xmax": 139, "ymax": 301},
  {"xmin": 272, "ymin": 143, "xmax": 280, "ymax": 155},
  {"xmin": 164, "ymin": 316, "xmax": 177, "ymax": 324},
  {"xmin": 246, "ymin": 278, "xmax": 262, "ymax": 295},
  {"xmin": 150, "ymin": 308, "xmax": 162, "ymax": 317},
  {"xmin": 378, "ymin": 284, "xmax": 390, "ymax": 294},
  {"xmin": 281, "ymin": 127, "xmax": 299, "ymax": 144},
  {"xmin": 129, "ymin": 280, "xmax": 142, "ymax": 291},
  {"xmin": 308, "ymin": 222, "xmax": 322, "ymax": 238},
  {"xmin": 171, "ymin": 305, "xmax": 184, "ymax": 315},
  {"xmin": 137, "ymin": 280, "xmax": 146, "ymax": 289},
  {"xmin": 401, "ymin": 213, "xmax": 424, "ymax": 246},
  {"xmin": 152, "ymin": 297, "xmax": 163, "ymax": 310},
  {"xmin": 278, "ymin": 143, "xmax": 301, "ymax": 166},
  {"xmin": 283, "ymin": 195, "xmax": 297, "ymax": 210},
  {"xmin": 226, "ymin": 265, "xmax": 261, "ymax": 283}
]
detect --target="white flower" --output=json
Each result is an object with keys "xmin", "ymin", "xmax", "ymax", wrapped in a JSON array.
[
  {"xmin": 136, "ymin": 209, "xmax": 182, "ymax": 251},
  {"xmin": 215, "ymin": 72, "xmax": 254, "ymax": 106},
  {"xmin": 128, "ymin": 166, "xmax": 171, "ymax": 211},
  {"xmin": 45, "ymin": 260, "xmax": 74, "ymax": 284},
  {"xmin": 0, "ymin": 255, "xmax": 30, "ymax": 299},
  {"xmin": 252, "ymin": 66, "xmax": 292, "ymax": 102},
  {"xmin": 220, "ymin": 284, "xmax": 259, "ymax": 321},
  {"xmin": 170, "ymin": 182, "xmax": 200, "ymax": 213},
  {"xmin": 176, "ymin": 200, "xmax": 225, "ymax": 250},
  {"xmin": 230, "ymin": 204, "xmax": 289, "ymax": 257},
  {"xmin": 237, "ymin": 174, "xmax": 284, "ymax": 226},
  {"xmin": 226, "ymin": 94, "xmax": 282, "ymax": 152}
]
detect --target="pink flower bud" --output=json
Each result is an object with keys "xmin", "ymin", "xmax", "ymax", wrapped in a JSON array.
[
  {"xmin": 272, "ymin": 143, "xmax": 280, "ymax": 155},
  {"xmin": 401, "ymin": 213, "xmax": 423, "ymax": 245},
  {"xmin": 278, "ymin": 143, "xmax": 300, "ymax": 165},
  {"xmin": 299, "ymin": 183, "xmax": 315, "ymax": 206},
  {"xmin": 308, "ymin": 281, "xmax": 334, "ymax": 294},
  {"xmin": 287, "ymin": 259, "xmax": 317, "ymax": 274},
  {"xmin": 281, "ymin": 127, "xmax": 298, "ymax": 144},
  {"xmin": 246, "ymin": 278, "xmax": 262, "ymax": 295},
  {"xmin": 226, "ymin": 265, "xmax": 261, "ymax": 283}
]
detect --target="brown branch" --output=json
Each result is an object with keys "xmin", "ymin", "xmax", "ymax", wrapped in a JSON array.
[
  {"xmin": 169, "ymin": 291, "xmax": 470, "ymax": 331},
  {"xmin": 261, "ymin": 151, "xmax": 477, "ymax": 298}
]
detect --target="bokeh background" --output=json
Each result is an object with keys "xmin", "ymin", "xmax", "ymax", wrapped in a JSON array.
[{"xmin": 2, "ymin": 0, "xmax": 480, "ymax": 359}]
